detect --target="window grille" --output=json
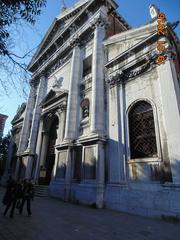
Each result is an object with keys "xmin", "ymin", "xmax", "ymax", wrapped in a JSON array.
[{"xmin": 129, "ymin": 101, "xmax": 157, "ymax": 158}]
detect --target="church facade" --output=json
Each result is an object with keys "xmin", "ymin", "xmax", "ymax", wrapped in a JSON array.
[{"xmin": 4, "ymin": 0, "xmax": 180, "ymax": 218}]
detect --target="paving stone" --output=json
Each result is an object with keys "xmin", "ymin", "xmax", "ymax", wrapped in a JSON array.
[{"xmin": 0, "ymin": 187, "xmax": 180, "ymax": 240}]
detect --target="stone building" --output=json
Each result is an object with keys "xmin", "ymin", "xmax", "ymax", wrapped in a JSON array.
[{"xmin": 5, "ymin": 0, "xmax": 180, "ymax": 218}]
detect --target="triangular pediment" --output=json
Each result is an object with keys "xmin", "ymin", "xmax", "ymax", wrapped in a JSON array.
[
  {"xmin": 29, "ymin": 0, "xmax": 90, "ymax": 68},
  {"xmin": 105, "ymin": 21, "xmax": 157, "ymax": 46},
  {"xmin": 104, "ymin": 21, "xmax": 157, "ymax": 64},
  {"xmin": 41, "ymin": 89, "xmax": 68, "ymax": 107}
]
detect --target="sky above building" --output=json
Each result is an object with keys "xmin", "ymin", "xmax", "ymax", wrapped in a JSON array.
[{"xmin": 1, "ymin": 0, "xmax": 180, "ymax": 135}]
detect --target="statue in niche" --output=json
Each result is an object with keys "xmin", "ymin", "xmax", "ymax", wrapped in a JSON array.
[
  {"xmin": 80, "ymin": 98, "xmax": 89, "ymax": 119},
  {"xmin": 82, "ymin": 105, "xmax": 89, "ymax": 118}
]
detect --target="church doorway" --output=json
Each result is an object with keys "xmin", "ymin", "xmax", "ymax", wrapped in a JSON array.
[{"xmin": 45, "ymin": 116, "xmax": 59, "ymax": 185}]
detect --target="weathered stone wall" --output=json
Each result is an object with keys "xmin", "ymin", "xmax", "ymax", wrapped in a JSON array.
[{"xmin": 105, "ymin": 184, "xmax": 180, "ymax": 219}]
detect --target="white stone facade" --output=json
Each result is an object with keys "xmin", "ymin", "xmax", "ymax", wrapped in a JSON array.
[{"xmin": 5, "ymin": 0, "xmax": 180, "ymax": 219}]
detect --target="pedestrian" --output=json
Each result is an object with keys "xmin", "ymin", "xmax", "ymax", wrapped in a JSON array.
[
  {"xmin": 15, "ymin": 180, "xmax": 23, "ymax": 210},
  {"xmin": 19, "ymin": 179, "xmax": 34, "ymax": 216},
  {"xmin": 7, "ymin": 180, "xmax": 23, "ymax": 218},
  {"xmin": 3, "ymin": 176, "xmax": 16, "ymax": 218}
]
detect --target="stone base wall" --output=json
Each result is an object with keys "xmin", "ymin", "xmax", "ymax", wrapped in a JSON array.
[
  {"xmin": 72, "ymin": 183, "xmax": 97, "ymax": 206},
  {"xmin": 49, "ymin": 181, "xmax": 65, "ymax": 200},
  {"xmin": 105, "ymin": 183, "xmax": 180, "ymax": 219},
  {"xmin": 49, "ymin": 181, "xmax": 97, "ymax": 206},
  {"xmin": 49, "ymin": 181, "xmax": 180, "ymax": 219}
]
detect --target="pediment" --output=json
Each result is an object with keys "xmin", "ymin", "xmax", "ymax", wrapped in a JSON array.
[
  {"xmin": 29, "ymin": 0, "xmax": 90, "ymax": 68},
  {"xmin": 104, "ymin": 22, "xmax": 157, "ymax": 64},
  {"xmin": 105, "ymin": 21, "xmax": 156, "ymax": 47},
  {"xmin": 41, "ymin": 89, "xmax": 68, "ymax": 107}
]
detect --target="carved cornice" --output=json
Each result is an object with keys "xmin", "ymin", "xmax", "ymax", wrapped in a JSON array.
[
  {"xmin": 69, "ymin": 35, "xmax": 81, "ymax": 48},
  {"xmin": 47, "ymin": 51, "xmax": 72, "ymax": 77},
  {"xmin": 106, "ymin": 54, "xmax": 157, "ymax": 86}
]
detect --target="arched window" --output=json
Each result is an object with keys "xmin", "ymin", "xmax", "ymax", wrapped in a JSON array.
[{"xmin": 128, "ymin": 101, "xmax": 157, "ymax": 158}]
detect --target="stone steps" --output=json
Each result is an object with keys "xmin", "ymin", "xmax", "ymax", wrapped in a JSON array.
[{"xmin": 34, "ymin": 185, "xmax": 49, "ymax": 197}]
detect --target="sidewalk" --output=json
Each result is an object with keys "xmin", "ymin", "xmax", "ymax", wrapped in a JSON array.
[{"xmin": 0, "ymin": 187, "xmax": 180, "ymax": 240}]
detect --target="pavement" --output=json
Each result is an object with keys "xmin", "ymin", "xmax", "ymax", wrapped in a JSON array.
[{"xmin": 0, "ymin": 187, "xmax": 180, "ymax": 240}]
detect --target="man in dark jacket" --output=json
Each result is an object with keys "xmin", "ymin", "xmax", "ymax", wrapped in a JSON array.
[
  {"xmin": 19, "ymin": 179, "xmax": 34, "ymax": 216},
  {"xmin": 3, "ymin": 177, "xmax": 22, "ymax": 218}
]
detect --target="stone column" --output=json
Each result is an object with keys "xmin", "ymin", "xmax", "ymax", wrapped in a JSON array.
[
  {"xmin": 25, "ymin": 73, "xmax": 47, "ymax": 178},
  {"xmin": 17, "ymin": 85, "xmax": 35, "ymax": 154},
  {"xmin": 108, "ymin": 85, "xmax": 121, "ymax": 183},
  {"xmin": 15, "ymin": 84, "xmax": 35, "ymax": 178},
  {"xmin": 27, "ymin": 74, "xmax": 47, "ymax": 152},
  {"xmin": 107, "ymin": 77, "xmax": 127, "ymax": 185},
  {"xmin": 60, "ymin": 109, "xmax": 66, "ymax": 142},
  {"xmin": 119, "ymin": 82, "xmax": 127, "ymax": 182},
  {"xmin": 64, "ymin": 39, "xmax": 81, "ymax": 141},
  {"xmin": 96, "ymin": 142, "xmax": 105, "ymax": 208},
  {"xmin": 39, "ymin": 132, "xmax": 49, "ymax": 167},
  {"xmin": 91, "ymin": 18, "xmax": 106, "ymax": 134},
  {"xmin": 157, "ymin": 58, "xmax": 180, "ymax": 184},
  {"xmin": 33, "ymin": 119, "xmax": 43, "ymax": 181}
]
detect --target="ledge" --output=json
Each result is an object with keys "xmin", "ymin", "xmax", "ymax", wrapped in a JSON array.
[{"xmin": 128, "ymin": 157, "xmax": 161, "ymax": 164}]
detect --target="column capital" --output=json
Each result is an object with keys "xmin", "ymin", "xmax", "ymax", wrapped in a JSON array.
[
  {"xmin": 91, "ymin": 17, "xmax": 107, "ymax": 29},
  {"xmin": 107, "ymin": 70, "xmax": 124, "ymax": 86}
]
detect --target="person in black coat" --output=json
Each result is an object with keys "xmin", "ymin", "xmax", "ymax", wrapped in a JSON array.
[
  {"xmin": 3, "ymin": 176, "xmax": 16, "ymax": 218},
  {"xmin": 9, "ymin": 180, "xmax": 23, "ymax": 218},
  {"xmin": 19, "ymin": 179, "xmax": 34, "ymax": 216}
]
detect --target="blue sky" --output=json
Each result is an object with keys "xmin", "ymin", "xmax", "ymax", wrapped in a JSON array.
[{"xmin": 1, "ymin": 0, "xmax": 180, "ymax": 135}]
